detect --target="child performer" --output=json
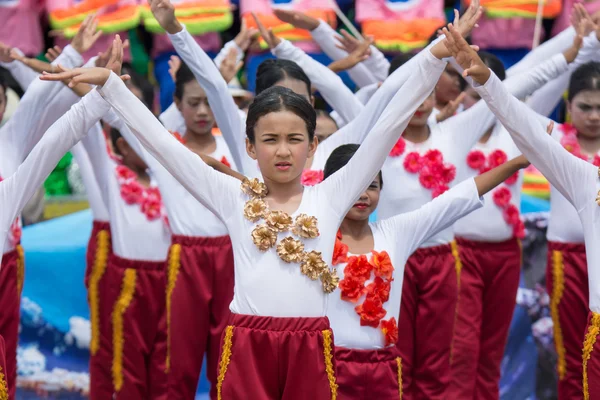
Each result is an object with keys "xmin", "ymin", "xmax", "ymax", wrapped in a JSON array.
[
  {"xmin": 321, "ymin": 143, "xmax": 531, "ymax": 399},
  {"xmin": 443, "ymin": 21, "xmax": 600, "ymax": 400},
  {"xmin": 100, "ymin": 62, "xmax": 238, "ymax": 400},
  {"xmin": 378, "ymin": 23, "xmax": 586, "ymax": 399},
  {"xmin": 44, "ymin": 21, "xmax": 455, "ymax": 396},
  {"xmin": 0, "ymin": 18, "xmax": 101, "ymax": 398}
]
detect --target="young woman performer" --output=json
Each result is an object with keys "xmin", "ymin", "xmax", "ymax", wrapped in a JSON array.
[
  {"xmin": 378, "ymin": 24, "xmax": 586, "ymax": 399},
  {"xmin": 0, "ymin": 18, "xmax": 102, "ymax": 399},
  {"xmin": 442, "ymin": 22, "xmax": 600, "ymax": 400},
  {"xmin": 44, "ymin": 20, "xmax": 454, "ymax": 396},
  {"xmin": 322, "ymin": 143, "xmax": 531, "ymax": 399}
]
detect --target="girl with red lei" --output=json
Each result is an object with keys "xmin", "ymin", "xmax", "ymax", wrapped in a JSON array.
[
  {"xmin": 323, "ymin": 143, "xmax": 530, "ymax": 399},
  {"xmin": 443, "ymin": 23, "xmax": 600, "ymax": 400}
]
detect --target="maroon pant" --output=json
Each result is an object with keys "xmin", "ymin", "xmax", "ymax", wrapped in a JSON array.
[
  {"xmin": 582, "ymin": 311, "xmax": 600, "ymax": 399},
  {"xmin": 0, "ymin": 335, "xmax": 8, "ymax": 398},
  {"xmin": 0, "ymin": 247, "xmax": 24, "ymax": 400},
  {"xmin": 448, "ymin": 236, "xmax": 521, "ymax": 399},
  {"xmin": 166, "ymin": 235, "xmax": 234, "ymax": 400},
  {"xmin": 85, "ymin": 221, "xmax": 114, "ymax": 400},
  {"xmin": 90, "ymin": 253, "xmax": 168, "ymax": 400},
  {"xmin": 397, "ymin": 243, "xmax": 459, "ymax": 400},
  {"xmin": 335, "ymin": 346, "xmax": 402, "ymax": 400},
  {"xmin": 547, "ymin": 241, "xmax": 588, "ymax": 400},
  {"xmin": 217, "ymin": 314, "xmax": 338, "ymax": 400}
]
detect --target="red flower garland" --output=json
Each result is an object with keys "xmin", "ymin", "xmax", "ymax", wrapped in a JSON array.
[
  {"xmin": 115, "ymin": 164, "xmax": 168, "ymax": 224},
  {"xmin": 466, "ymin": 149, "xmax": 524, "ymax": 238},
  {"xmin": 403, "ymin": 150, "xmax": 456, "ymax": 198},
  {"xmin": 559, "ymin": 123, "xmax": 600, "ymax": 166},
  {"xmin": 333, "ymin": 232, "xmax": 398, "ymax": 346}
]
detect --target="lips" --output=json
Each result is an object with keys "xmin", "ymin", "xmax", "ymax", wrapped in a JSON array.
[
  {"xmin": 275, "ymin": 162, "xmax": 292, "ymax": 171},
  {"xmin": 353, "ymin": 202, "xmax": 368, "ymax": 210},
  {"xmin": 414, "ymin": 111, "xmax": 423, "ymax": 117}
]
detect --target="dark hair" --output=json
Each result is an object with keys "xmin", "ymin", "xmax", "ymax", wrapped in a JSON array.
[
  {"xmin": 568, "ymin": 61, "xmax": 600, "ymax": 101},
  {"xmin": 316, "ymin": 109, "xmax": 338, "ymax": 128},
  {"xmin": 174, "ymin": 61, "xmax": 196, "ymax": 101},
  {"xmin": 323, "ymin": 144, "xmax": 383, "ymax": 188},
  {"xmin": 389, "ymin": 53, "xmax": 414, "ymax": 76},
  {"xmin": 246, "ymin": 86, "xmax": 316, "ymax": 143},
  {"xmin": 255, "ymin": 58, "xmax": 311, "ymax": 96},
  {"xmin": 110, "ymin": 127, "xmax": 123, "ymax": 156},
  {"xmin": 121, "ymin": 63, "xmax": 155, "ymax": 110},
  {"xmin": 0, "ymin": 74, "xmax": 6, "ymax": 100},
  {"xmin": 479, "ymin": 51, "xmax": 506, "ymax": 81}
]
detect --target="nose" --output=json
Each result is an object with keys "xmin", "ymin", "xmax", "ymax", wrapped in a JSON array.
[
  {"xmin": 275, "ymin": 141, "xmax": 292, "ymax": 158},
  {"xmin": 358, "ymin": 191, "xmax": 368, "ymax": 201},
  {"xmin": 196, "ymin": 102, "xmax": 209, "ymax": 116}
]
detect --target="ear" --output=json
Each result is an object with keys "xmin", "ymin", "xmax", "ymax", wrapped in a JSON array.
[
  {"xmin": 115, "ymin": 137, "xmax": 130, "ymax": 157},
  {"xmin": 308, "ymin": 135, "xmax": 318, "ymax": 158},
  {"xmin": 310, "ymin": 94, "xmax": 315, "ymax": 107},
  {"xmin": 246, "ymin": 137, "xmax": 257, "ymax": 160},
  {"xmin": 566, "ymin": 99, "xmax": 572, "ymax": 115},
  {"xmin": 174, "ymin": 96, "xmax": 182, "ymax": 112}
]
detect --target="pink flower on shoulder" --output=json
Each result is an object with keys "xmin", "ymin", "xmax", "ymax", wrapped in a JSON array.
[{"xmin": 301, "ymin": 169, "xmax": 324, "ymax": 186}]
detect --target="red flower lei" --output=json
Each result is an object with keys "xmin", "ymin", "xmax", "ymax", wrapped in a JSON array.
[
  {"xmin": 115, "ymin": 165, "xmax": 169, "ymax": 225},
  {"xmin": 559, "ymin": 123, "xmax": 600, "ymax": 166},
  {"xmin": 466, "ymin": 149, "xmax": 524, "ymax": 238},
  {"xmin": 0, "ymin": 176, "xmax": 21, "ymax": 246},
  {"xmin": 333, "ymin": 231, "xmax": 398, "ymax": 346}
]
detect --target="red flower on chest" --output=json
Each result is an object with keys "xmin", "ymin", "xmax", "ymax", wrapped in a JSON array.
[
  {"xmin": 344, "ymin": 255, "xmax": 374, "ymax": 284},
  {"xmin": 366, "ymin": 276, "xmax": 391, "ymax": 303},
  {"xmin": 371, "ymin": 250, "xmax": 393, "ymax": 280},
  {"xmin": 380, "ymin": 317, "xmax": 398, "ymax": 346},
  {"xmin": 355, "ymin": 296, "xmax": 387, "ymax": 328}
]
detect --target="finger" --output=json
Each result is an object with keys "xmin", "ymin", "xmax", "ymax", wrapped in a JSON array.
[
  {"xmin": 120, "ymin": 74, "xmax": 131, "ymax": 82},
  {"xmin": 48, "ymin": 30, "xmax": 65, "ymax": 38},
  {"xmin": 91, "ymin": 30, "xmax": 103, "ymax": 43},
  {"xmin": 546, "ymin": 120, "xmax": 555, "ymax": 134},
  {"xmin": 234, "ymin": 61, "xmax": 244, "ymax": 74},
  {"xmin": 122, "ymin": 39, "xmax": 130, "ymax": 49},
  {"xmin": 89, "ymin": 17, "xmax": 99, "ymax": 35},
  {"xmin": 454, "ymin": 92, "xmax": 467, "ymax": 104},
  {"xmin": 241, "ymin": 17, "xmax": 247, "ymax": 32},
  {"xmin": 453, "ymin": 9, "xmax": 459, "ymax": 26}
]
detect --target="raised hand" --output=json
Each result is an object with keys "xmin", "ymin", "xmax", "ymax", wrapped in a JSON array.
[
  {"xmin": 436, "ymin": 92, "xmax": 466, "ymax": 123},
  {"xmin": 9, "ymin": 51, "xmax": 54, "ymax": 73},
  {"xmin": 571, "ymin": 4, "xmax": 597, "ymax": 37},
  {"xmin": 328, "ymin": 36, "xmax": 373, "ymax": 73},
  {"xmin": 442, "ymin": 24, "xmax": 490, "ymax": 84},
  {"xmin": 96, "ymin": 37, "xmax": 130, "ymax": 68},
  {"xmin": 272, "ymin": 9, "xmax": 320, "ymax": 31},
  {"xmin": 234, "ymin": 19, "xmax": 259, "ymax": 51},
  {"xmin": 45, "ymin": 46, "xmax": 63, "ymax": 63},
  {"xmin": 335, "ymin": 30, "xmax": 364, "ymax": 54},
  {"xmin": 168, "ymin": 55, "xmax": 181, "ymax": 82},
  {"xmin": 40, "ymin": 35, "xmax": 130, "ymax": 87},
  {"xmin": 219, "ymin": 48, "xmax": 243, "ymax": 83},
  {"xmin": 564, "ymin": 15, "xmax": 586, "ymax": 63},
  {"xmin": 148, "ymin": 0, "xmax": 181, "ymax": 34},
  {"xmin": 71, "ymin": 15, "xmax": 103, "ymax": 54},
  {"xmin": 454, "ymin": 0, "xmax": 483, "ymax": 38},
  {"xmin": 252, "ymin": 12, "xmax": 281, "ymax": 49}
]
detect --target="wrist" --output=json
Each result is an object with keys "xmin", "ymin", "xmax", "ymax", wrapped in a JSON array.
[
  {"xmin": 166, "ymin": 20, "xmax": 183, "ymax": 35},
  {"xmin": 563, "ymin": 46, "xmax": 579, "ymax": 64}
]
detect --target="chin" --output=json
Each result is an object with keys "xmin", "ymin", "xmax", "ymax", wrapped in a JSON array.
[{"xmin": 347, "ymin": 209, "xmax": 372, "ymax": 221}]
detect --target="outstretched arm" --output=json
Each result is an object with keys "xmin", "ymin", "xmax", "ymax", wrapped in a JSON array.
[{"xmin": 1, "ymin": 90, "xmax": 110, "ymax": 234}]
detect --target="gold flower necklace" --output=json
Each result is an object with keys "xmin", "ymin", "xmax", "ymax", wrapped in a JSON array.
[{"xmin": 241, "ymin": 178, "xmax": 340, "ymax": 293}]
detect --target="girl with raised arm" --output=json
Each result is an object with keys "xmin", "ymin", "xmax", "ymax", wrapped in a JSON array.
[
  {"xmin": 321, "ymin": 143, "xmax": 530, "ymax": 398},
  {"xmin": 43, "ymin": 23, "xmax": 453, "ymax": 397},
  {"xmin": 443, "ymin": 22, "xmax": 600, "ymax": 400}
]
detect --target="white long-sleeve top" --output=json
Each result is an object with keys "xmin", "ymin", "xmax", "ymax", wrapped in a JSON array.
[
  {"xmin": 272, "ymin": 39, "xmax": 364, "ymax": 126},
  {"xmin": 169, "ymin": 27, "xmax": 445, "ymax": 179},
  {"xmin": 474, "ymin": 71, "xmax": 600, "ymax": 313},
  {"xmin": 0, "ymin": 90, "xmax": 109, "ymax": 266},
  {"xmin": 378, "ymin": 52, "xmax": 569, "ymax": 246},
  {"xmin": 80, "ymin": 117, "xmax": 170, "ymax": 262},
  {"xmin": 310, "ymin": 20, "xmax": 386, "ymax": 87},
  {"xmin": 0, "ymin": 45, "xmax": 83, "ymax": 253},
  {"xmin": 70, "ymin": 141, "xmax": 109, "ymax": 222},
  {"xmin": 96, "ymin": 46, "xmax": 446, "ymax": 316},
  {"xmin": 329, "ymin": 179, "xmax": 484, "ymax": 349},
  {"xmin": 106, "ymin": 112, "xmax": 236, "ymax": 237},
  {"xmin": 0, "ymin": 49, "xmax": 38, "ymax": 91}
]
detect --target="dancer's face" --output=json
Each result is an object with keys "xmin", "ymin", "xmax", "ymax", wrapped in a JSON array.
[
  {"xmin": 345, "ymin": 175, "xmax": 381, "ymax": 222},
  {"xmin": 435, "ymin": 64, "xmax": 462, "ymax": 105},
  {"xmin": 176, "ymin": 80, "xmax": 215, "ymax": 137},
  {"xmin": 568, "ymin": 90, "xmax": 600, "ymax": 139},
  {"xmin": 408, "ymin": 92, "xmax": 435, "ymax": 127},
  {"xmin": 246, "ymin": 110, "xmax": 317, "ymax": 184},
  {"xmin": 0, "ymin": 85, "xmax": 6, "ymax": 122},
  {"xmin": 315, "ymin": 114, "xmax": 338, "ymax": 142}
]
